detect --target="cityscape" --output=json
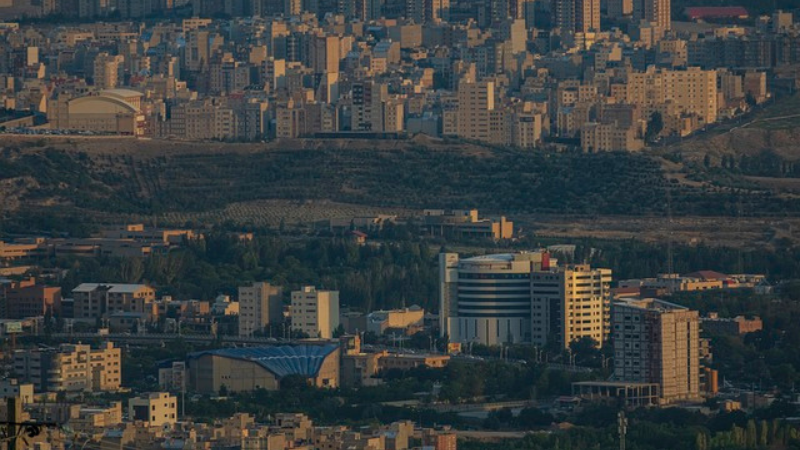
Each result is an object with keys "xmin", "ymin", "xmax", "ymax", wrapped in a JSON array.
[{"xmin": 0, "ymin": 0, "xmax": 799, "ymax": 449}]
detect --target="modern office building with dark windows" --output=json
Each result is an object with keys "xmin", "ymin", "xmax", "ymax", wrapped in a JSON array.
[{"xmin": 440, "ymin": 252, "xmax": 612, "ymax": 348}]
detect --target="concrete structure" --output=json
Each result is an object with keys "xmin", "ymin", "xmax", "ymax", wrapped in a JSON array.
[
  {"xmin": 378, "ymin": 354, "xmax": 450, "ymax": 371},
  {"xmin": 702, "ymin": 314, "xmax": 763, "ymax": 335},
  {"xmin": 158, "ymin": 361, "xmax": 187, "ymax": 392},
  {"xmin": 422, "ymin": 209, "xmax": 514, "ymax": 240},
  {"xmin": 572, "ymin": 381, "xmax": 660, "ymax": 407},
  {"xmin": 13, "ymin": 342, "xmax": 121, "ymax": 393},
  {"xmin": 456, "ymin": 80, "xmax": 504, "ymax": 144},
  {"xmin": 238, "ymin": 282, "xmax": 283, "ymax": 337},
  {"xmin": 612, "ymin": 298, "xmax": 700, "ymax": 404},
  {"xmin": 531, "ymin": 264, "xmax": 612, "ymax": 348},
  {"xmin": 365, "ymin": 306, "xmax": 425, "ymax": 335},
  {"xmin": 626, "ymin": 67, "xmax": 718, "ymax": 126},
  {"xmin": 72, "ymin": 283, "xmax": 156, "ymax": 321},
  {"xmin": 554, "ymin": 0, "xmax": 600, "ymax": 34},
  {"xmin": 0, "ymin": 379, "xmax": 34, "ymax": 405},
  {"xmin": 441, "ymin": 252, "xmax": 612, "ymax": 348},
  {"xmin": 635, "ymin": 0, "xmax": 671, "ymax": 30},
  {"xmin": 291, "ymin": 286, "xmax": 339, "ymax": 339},
  {"xmin": 128, "ymin": 392, "xmax": 177, "ymax": 427},
  {"xmin": 47, "ymin": 89, "xmax": 145, "ymax": 136},
  {"xmin": 0, "ymin": 277, "xmax": 61, "ymax": 319},
  {"xmin": 186, "ymin": 345, "xmax": 340, "ymax": 393}
]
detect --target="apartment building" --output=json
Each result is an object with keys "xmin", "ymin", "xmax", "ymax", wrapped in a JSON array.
[
  {"xmin": 612, "ymin": 298, "xmax": 700, "ymax": 404},
  {"xmin": 0, "ymin": 277, "xmax": 61, "ymax": 319},
  {"xmin": 531, "ymin": 264, "xmax": 612, "ymax": 348},
  {"xmin": 633, "ymin": 0, "xmax": 671, "ymax": 31},
  {"xmin": 238, "ymin": 282, "xmax": 283, "ymax": 337},
  {"xmin": 92, "ymin": 53, "xmax": 124, "ymax": 89},
  {"xmin": 456, "ymin": 80, "xmax": 504, "ymax": 144},
  {"xmin": 291, "ymin": 286, "xmax": 339, "ymax": 339},
  {"xmin": 128, "ymin": 392, "xmax": 177, "ymax": 426},
  {"xmin": 581, "ymin": 121, "xmax": 644, "ymax": 152},
  {"xmin": 553, "ymin": 0, "xmax": 600, "ymax": 34},
  {"xmin": 14, "ymin": 342, "xmax": 121, "ymax": 393},
  {"xmin": 72, "ymin": 283, "xmax": 156, "ymax": 321},
  {"xmin": 626, "ymin": 67, "xmax": 718, "ymax": 125}
]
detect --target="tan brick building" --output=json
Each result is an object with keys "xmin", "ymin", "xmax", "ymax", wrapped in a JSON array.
[
  {"xmin": 13, "ymin": 342, "xmax": 121, "ymax": 393},
  {"xmin": 612, "ymin": 298, "xmax": 700, "ymax": 404}
]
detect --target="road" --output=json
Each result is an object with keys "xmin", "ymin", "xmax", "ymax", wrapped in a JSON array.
[{"xmin": 46, "ymin": 332, "xmax": 298, "ymax": 345}]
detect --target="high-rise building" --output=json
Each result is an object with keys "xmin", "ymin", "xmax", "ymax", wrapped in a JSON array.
[
  {"xmin": 13, "ymin": 342, "xmax": 121, "ymax": 393},
  {"xmin": 553, "ymin": 0, "xmax": 599, "ymax": 34},
  {"xmin": 351, "ymin": 80, "xmax": 388, "ymax": 131},
  {"xmin": 310, "ymin": 35, "xmax": 340, "ymax": 75},
  {"xmin": 633, "ymin": 0, "xmax": 670, "ymax": 30},
  {"xmin": 612, "ymin": 298, "xmax": 700, "ymax": 403},
  {"xmin": 456, "ymin": 80, "xmax": 506, "ymax": 144},
  {"xmin": 238, "ymin": 282, "xmax": 283, "ymax": 337},
  {"xmin": 291, "ymin": 286, "xmax": 340, "ymax": 339},
  {"xmin": 440, "ymin": 252, "xmax": 611, "ymax": 348},
  {"xmin": 576, "ymin": 0, "xmax": 600, "ymax": 33},
  {"xmin": 531, "ymin": 264, "xmax": 612, "ymax": 348},
  {"xmin": 407, "ymin": 0, "xmax": 449, "ymax": 22},
  {"xmin": 608, "ymin": 0, "xmax": 633, "ymax": 19},
  {"xmin": 92, "ymin": 53, "xmax": 124, "ymax": 89}
]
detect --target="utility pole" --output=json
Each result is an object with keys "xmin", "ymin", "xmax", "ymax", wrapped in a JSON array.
[
  {"xmin": 618, "ymin": 411, "xmax": 628, "ymax": 450},
  {"xmin": 6, "ymin": 397, "xmax": 18, "ymax": 450}
]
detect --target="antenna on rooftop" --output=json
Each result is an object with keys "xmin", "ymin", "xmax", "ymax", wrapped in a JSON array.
[{"xmin": 736, "ymin": 196, "xmax": 744, "ymax": 274}]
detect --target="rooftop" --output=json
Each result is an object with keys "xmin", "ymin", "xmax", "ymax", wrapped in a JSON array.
[
  {"xmin": 187, "ymin": 345, "xmax": 339, "ymax": 379},
  {"xmin": 73, "ymin": 283, "xmax": 151, "ymax": 294}
]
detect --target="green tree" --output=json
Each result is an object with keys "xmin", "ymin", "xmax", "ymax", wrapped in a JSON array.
[{"xmin": 645, "ymin": 112, "xmax": 664, "ymax": 143}]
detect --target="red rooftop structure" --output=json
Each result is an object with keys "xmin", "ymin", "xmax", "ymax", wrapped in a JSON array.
[{"xmin": 684, "ymin": 6, "xmax": 749, "ymax": 21}]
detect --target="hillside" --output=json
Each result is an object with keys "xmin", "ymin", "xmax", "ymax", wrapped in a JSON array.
[{"xmin": 1, "ymin": 132, "xmax": 800, "ymax": 241}]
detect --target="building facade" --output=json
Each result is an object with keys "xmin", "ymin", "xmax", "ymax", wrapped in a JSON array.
[
  {"xmin": 128, "ymin": 392, "xmax": 177, "ymax": 427},
  {"xmin": 612, "ymin": 298, "xmax": 700, "ymax": 404},
  {"xmin": 238, "ymin": 282, "xmax": 283, "ymax": 337},
  {"xmin": 440, "ymin": 252, "xmax": 611, "ymax": 348},
  {"xmin": 13, "ymin": 342, "xmax": 121, "ymax": 393},
  {"xmin": 291, "ymin": 286, "xmax": 340, "ymax": 339}
]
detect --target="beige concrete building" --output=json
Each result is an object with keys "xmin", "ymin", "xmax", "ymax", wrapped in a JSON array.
[
  {"xmin": 612, "ymin": 298, "xmax": 700, "ymax": 404},
  {"xmin": 581, "ymin": 122, "xmax": 644, "ymax": 152},
  {"xmin": 378, "ymin": 354, "xmax": 450, "ymax": 371},
  {"xmin": 365, "ymin": 307, "xmax": 425, "ymax": 335},
  {"xmin": 72, "ymin": 283, "xmax": 156, "ymax": 321},
  {"xmin": 0, "ymin": 379, "xmax": 33, "ymax": 405},
  {"xmin": 626, "ymin": 67, "xmax": 718, "ymax": 126},
  {"xmin": 238, "ymin": 282, "xmax": 283, "ymax": 337},
  {"xmin": 531, "ymin": 264, "xmax": 612, "ymax": 348},
  {"xmin": 48, "ymin": 88, "xmax": 145, "ymax": 136},
  {"xmin": 456, "ymin": 80, "xmax": 506, "ymax": 144},
  {"xmin": 128, "ymin": 392, "xmax": 177, "ymax": 427},
  {"xmin": 634, "ymin": 0, "xmax": 671, "ymax": 30},
  {"xmin": 186, "ymin": 345, "xmax": 340, "ymax": 393},
  {"xmin": 93, "ymin": 53, "xmax": 125, "ymax": 89},
  {"xmin": 422, "ymin": 209, "xmax": 514, "ymax": 240},
  {"xmin": 13, "ymin": 342, "xmax": 121, "ymax": 393},
  {"xmin": 310, "ymin": 35, "xmax": 341, "ymax": 75},
  {"xmin": 291, "ymin": 286, "xmax": 339, "ymax": 339}
]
